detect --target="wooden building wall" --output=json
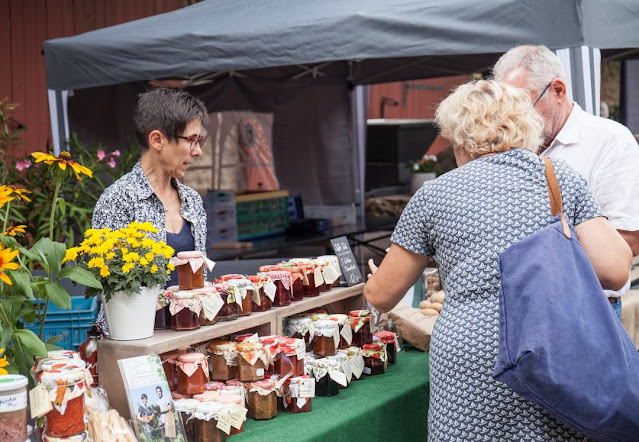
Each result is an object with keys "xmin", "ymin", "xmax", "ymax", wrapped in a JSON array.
[{"xmin": 0, "ymin": 0, "xmax": 182, "ymax": 157}]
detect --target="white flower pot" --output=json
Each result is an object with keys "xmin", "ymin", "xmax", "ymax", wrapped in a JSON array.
[
  {"xmin": 104, "ymin": 285, "xmax": 159, "ymax": 341},
  {"xmin": 410, "ymin": 172, "xmax": 436, "ymax": 193}
]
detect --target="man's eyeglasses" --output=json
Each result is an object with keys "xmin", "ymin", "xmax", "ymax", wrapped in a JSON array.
[
  {"xmin": 533, "ymin": 81, "xmax": 552, "ymax": 107},
  {"xmin": 172, "ymin": 134, "xmax": 204, "ymax": 150}
]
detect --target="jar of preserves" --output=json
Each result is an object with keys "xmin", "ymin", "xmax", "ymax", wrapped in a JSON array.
[
  {"xmin": 339, "ymin": 347, "xmax": 365, "ymax": 380},
  {"xmin": 154, "ymin": 305, "xmax": 172, "ymax": 329},
  {"xmin": 349, "ymin": 310, "xmax": 373, "ymax": 347},
  {"xmin": 219, "ymin": 385, "xmax": 245, "ymax": 406},
  {"xmin": 311, "ymin": 259, "xmax": 330, "ymax": 292},
  {"xmin": 285, "ymin": 316, "xmax": 314, "ymax": 350},
  {"xmin": 214, "ymin": 395, "xmax": 245, "ymax": 436},
  {"xmin": 308, "ymin": 358, "xmax": 342, "ymax": 396},
  {"xmin": 288, "ymin": 259, "xmax": 323, "ymax": 296},
  {"xmin": 328, "ymin": 314, "xmax": 352, "ymax": 349},
  {"xmin": 170, "ymin": 291, "xmax": 202, "ymax": 331},
  {"xmin": 31, "ymin": 350, "xmax": 81, "ymax": 379},
  {"xmin": 217, "ymin": 275, "xmax": 255, "ymax": 317},
  {"xmin": 258, "ymin": 267, "xmax": 292, "ymax": 307},
  {"xmin": 284, "ymin": 376, "xmax": 313, "ymax": 413},
  {"xmin": 172, "ymin": 251, "xmax": 211, "ymax": 289},
  {"xmin": 192, "ymin": 402, "xmax": 227, "ymax": 442},
  {"xmin": 237, "ymin": 343, "xmax": 267, "ymax": 382},
  {"xmin": 362, "ymin": 343, "xmax": 387, "ymax": 376},
  {"xmin": 41, "ymin": 366, "xmax": 90, "ymax": 438},
  {"xmin": 258, "ymin": 335, "xmax": 283, "ymax": 373},
  {"xmin": 177, "ymin": 353, "xmax": 209, "ymax": 395},
  {"xmin": 197, "ymin": 285, "xmax": 223, "ymax": 326},
  {"xmin": 0, "ymin": 374, "xmax": 28, "ymax": 442},
  {"xmin": 374, "ymin": 331, "xmax": 398, "ymax": 365},
  {"xmin": 247, "ymin": 275, "xmax": 273, "ymax": 311},
  {"xmin": 317, "ymin": 255, "xmax": 341, "ymax": 288},
  {"xmin": 160, "ymin": 351, "xmax": 181, "ymax": 391},
  {"xmin": 174, "ymin": 398, "xmax": 200, "ymax": 441},
  {"xmin": 312, "ymin": 320, "xmax": 339, "ymax": 357},
  {"xmin": 275, "ymin": 338, "xmax": 305, "ymax": 377},
  {"xmin": 215, "ymin": 283, "xmax": 238, "ymax": 321},
  {"xmin": 277, "ymin": 264, "xmax": 305, "ymax": 301},
  {"xmin": 328, "ymin": 353, "xmax": 352, "ymax": 387},
  {"xmin": 208, "ymin": 342, "xmax": 237, "ymax": 382},
  {"xmin": 247, "ymin": 380, "xmax": 278, "ymax": 420}
]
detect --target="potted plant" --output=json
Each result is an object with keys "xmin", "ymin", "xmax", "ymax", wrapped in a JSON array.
[
  {"xmin": 64, "ymin": 222, "xmax": 175, "ymax": 340},
  {"xmin": 408, "ymin": 154, "xmax": 438, "ymax": 193}
]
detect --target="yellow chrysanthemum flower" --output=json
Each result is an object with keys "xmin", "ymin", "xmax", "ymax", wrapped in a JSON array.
[
  {"xmin": 100, "ymin": 266, "xmax": 110, "ymax": 277},
  {"xmin": 122, "ymin": 262, "xmax": 134, "ymax": 274},
  {"xmin": 2, "ymin": 225, "xmax": 27, "ymax": 237},
  {"xmin": 87, "ymin": 257, "xmax": 105, "ymax": 269},
  {"xmin": 32, "ymin": 151, "xmax": 93, "ymax": 180},
  {"xmin": 106, "ymin": 252, "xmax": 115, "ymax": 260},
  {"xmin": 63, "ymin": 247, "xmax": 80, "ymax": 263},
  {"xmin": 167, "ymin": 263, "xmax": 175, "ymax": 271},
  {"xmin": 139, "ymin": 258, "xmax": 149, "ymax": 267},
  {"xmin": 0, "ymin": 348, "xmax": 9, "ymax": 375},
  {"xmin": 150, "ymin": 265, "xmax": 159, "ymax": 274},
  {"xmin": 0, "ymin": 245, "xmax": 19, "ymax": 285},
  {"xmin": 145, "ymin": 252, "xmax": 154, "ymax": 262}
]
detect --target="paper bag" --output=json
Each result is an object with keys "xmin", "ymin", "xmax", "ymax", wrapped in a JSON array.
[{"xmin": 389, "ymin": 302, "xmax": 438, "ymax": 352}]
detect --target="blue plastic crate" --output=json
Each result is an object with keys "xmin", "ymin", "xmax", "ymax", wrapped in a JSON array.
[{"xmin": 24, "ymin": 297, "xmax": 98, "ymax": 351}]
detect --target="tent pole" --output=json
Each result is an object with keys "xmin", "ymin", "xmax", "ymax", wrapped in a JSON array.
[
  {"xmin": 555, "ymin": 46, "xmax": 601, "ymax": 116},
  {"xmin": 47, "ymin": 89, "xmax": 70, "ymax": 155},
  {"xmin": 350, "ymin": 84, "xmax": 368, "ymax": 272}
]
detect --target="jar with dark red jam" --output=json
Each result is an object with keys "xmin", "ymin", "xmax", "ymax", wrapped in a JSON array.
[
  {"xmin": 285, "ymin": 316, "xmax": 314, "ymax": 350},
  {"xmin": 312, "ymin": 320, "xmax": 338, "ymax": 357},
  {"xmin": 349, "ymin": 310, "xmax": 373, "ymax": 347},
  {"xmin": 328, "ymin": 314, "xmax": 352, "ymax": 349},
  {"xmin": 217, "ymin": 275, "xmax": 253, "ymax": 316},
  {"xmin": 275, "ymin": 338, "xmax": 305, "ymax": 376},
  {"xmin": 177, "ymin": 353, "xmax": 209, "ymax": 395},
  {"xmin": 248, "ymin": 275, "xmax": 272, "ymax": 312},
  {"xmin": 374, "ymin": 331, "xmax": 398, "ymax": 365},
  {"xmin": 284, "ymin": 376, "xmax": 313, "ymax": 413},
  {"xmin": 154, "ymin": 305, "xmax": 172, "ymax": 329},
  {"xmin": 237, "ymin": 343, "xmax": 266, "ymax": 382},
  {"xmin": 208, "ymin": 341, "xmax": 238, "ymax": 381},
  {"xmin": 277, "ymin": 264, "xmax": 305, "ymax": 301},
  {"xmin": 175, "ymin": 251, "xmax": 206, "ymax": 289},
  {"xmin": 160, "ymin": 351, "xmax": 180, "ymax": 391},
  {"xmin": 170, "ymin": 292, "xmax": 201, "ymax": 331},
  {"xmin": 309, "ymin": 359, "xmax": 340, "ymax": 397},
  {"xmin": 247, "ymin": 380, "xmax": 278, "ymax": 420},
  {"xmin": 258, "ymin": 267, "xmax": 292, "ymax": 307},
  {"xmin": 362, "ymin": 343, "xmax": 387, "ymax": 376},
  {"xmin": 289, "ymin": 259, "xmax": 323, "ymax": 296},
  {"xmin": 215, "ymin": 283, "xmax": 238, "ymax": 321}
]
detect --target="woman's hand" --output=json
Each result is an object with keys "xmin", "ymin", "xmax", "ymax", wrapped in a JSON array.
[{"xmin": 367, "ymin": 259, "xmax": 379, "ymax": 279}]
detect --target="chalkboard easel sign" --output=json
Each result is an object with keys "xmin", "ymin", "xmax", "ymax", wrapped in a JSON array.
[{"xmin": 330, "ymin": 236, "xmax": 364, "ymax": 286}]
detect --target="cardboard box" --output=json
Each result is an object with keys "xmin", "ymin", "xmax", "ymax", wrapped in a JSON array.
[{"xmin": 389, "ymin": 301, "xmax": 438, "ymax": 352}]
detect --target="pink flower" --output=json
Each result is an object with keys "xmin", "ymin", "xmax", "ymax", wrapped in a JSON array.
[
  {"xmin": 112, "ymin": 150, "xmax": 120, "ymax": 157},
  {"xmin": 16, "ymin": 160, "xmax": 31, "ymax": 171},
  {"xmin": 108, "ymin": 157, "xmax": 116, "ymax": 169},
  {"xmin": 96, "ymin": 150, "xmax": 106, "ymax": 161}
]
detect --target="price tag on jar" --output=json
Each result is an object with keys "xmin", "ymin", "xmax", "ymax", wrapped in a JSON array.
[
  {"xmin": 250, "ymin": 286, "xmax": 261, "ymax": 305},
  {"xmin": 264, "ymin": 280, "xmax": 277, "ymax": 301},
  {"xmin": 28, "ymin": 382, "xmax": 51, "ymax": 419},
  {"xmin": 352, "ymin": 355, "xmax": 365, "ymax": 379},
  {"xmin": 340, "ymin": 322, "xmax": 353, "ymax": 345},
  {"xmin": 322, "ymin": 265, "xmax": 340, "ymax": 285},
  {"xmin": 216, "ymin": 409, "xmax": 232, "ymax": 435},
  {"xmin": 329, "ymin": 369, "xmax": 348, "ymax": 387},
  {"xmin": 201, "ymin": 293, "xmax": 224, "ymax": 320},
  {"xmin": 229, "ymin": 404, "xmax": 247, "ymax": 429},
  {"xmin": 295, "ymin": 340, "xmax": 306, "ymax": 361},
  {"xmin": 313, "ymin": 266, "xmax": 324, "ymax": 287},
  {"xmin": 299, "ymin": 378, "xmax": 315, "ymax": 398}
]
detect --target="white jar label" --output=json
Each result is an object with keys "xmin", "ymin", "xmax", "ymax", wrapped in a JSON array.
[
  {"xmin": 0, "ymin": 390, "xmax": 27, "ymax": 412},
  {"xmin": 256, "ymin": 368, "xmax": 265, "ymax": 376}
]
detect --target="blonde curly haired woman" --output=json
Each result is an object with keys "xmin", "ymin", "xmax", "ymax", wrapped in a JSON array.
[{"xmin": 365, "ymin": 80, "xmax": 631, "ymax": 440}]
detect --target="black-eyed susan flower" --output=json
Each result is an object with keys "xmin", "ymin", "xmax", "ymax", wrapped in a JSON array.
[
  {"xmin": 6, "ymin": 186, "xmax": 31, "ymax": 202},
  {"xmin": 0, "ymin": 245, "xmax": 19, "ymax": 284},
  {"xmin": 32, "ymin": 151, "xmax": 93, "ymax": 180},
  {"xmin": 2, "ymin": 225, "xmax": 27, "ymax": 237},
  {"xmin": 0, "ymin": 185, "xmax": 14, "ymax": 209}
]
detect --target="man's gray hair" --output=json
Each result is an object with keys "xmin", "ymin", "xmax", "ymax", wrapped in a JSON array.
[{"xmin": 492, "ymin": 45, "xmax": 565, "ymax": 90}]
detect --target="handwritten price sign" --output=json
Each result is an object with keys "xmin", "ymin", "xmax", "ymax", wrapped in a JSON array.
[{"xmin": 330, "ymin": 236, "xmax": 363, "ymax": 286}]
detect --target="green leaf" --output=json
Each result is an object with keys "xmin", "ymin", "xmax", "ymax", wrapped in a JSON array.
[
  {"xmin": 59, "ymin": 266, "xmax": 103, "ymax": 290},
  {"xmin": 31, "ymin": 238, "xmax": 66, "ymax": 275},
  {"xmin": 57, "ymin": 197, "xmax": 66, "ymax": 216},
  {"xmin": 0, "ymin": 323, "xmax": 12, "ymax": 349},
  {"xmin": 46, "ymin": 335, "xmax": 62, "ymax": 345},
  {"xmin": 8, "ymin": 268, "xmax": 34, "ymax": 299},
  {"xmin": 44, "ymin": 282, "xmax": 71, "ymax": 310},
  {"xmin": 13, "ymin": 329, "xmax": 47, "ymax": 357}
]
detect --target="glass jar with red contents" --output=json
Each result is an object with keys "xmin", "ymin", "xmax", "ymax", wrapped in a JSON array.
[
  {"xmin": 374, "ymin": 331, "xmax": 398, "ymax": 365},
  {"xmin": 174, "ymin": 251, "xmax": 206, "ymax": 289},
  {"xmin": 247, "ymin": 380, "xmax": 278, "ymax": 420},
  {"xmin": 284, "ymin": 376, "xmax": 314, "ymax": 413},
  {"xmin": 275, "ymin": 338, "xmax": 305, "ymax": 376},
  {"xmin": 285, "ymin": 316, "xmax": 314, "ymax": 351},
  {"xmin": 276, "ymin": 264, "xmax": 305, "ymax": 301},
  {"xmin": 247, "ymin": 275, "xmax": 272, "ymax": 311},
  {"xmin": 41, "ymin": 365, "xmax": 90, "ymax": 438},
  {"xmin": 258, "ymin": 267, "xmax": 292, "ymax": 307},
  {"xmin": 311, "ymin": 259, "xmax": 330, "ymax": 292},
  {"xmin": 312, "ymin": 320, "xmax": 339, "ymax": 357},
  {"xmin": 197, "ymin": 285, "xmax": 222, "ymax": 326},
  {"xmin": 317, "ymin": 255, "xmax": 342, "ymax": 288},
  {"xmin": 170, "ymin": 291, "xmax": 202, "ymax": 331},
  {"xmin": 192, "ymin": 402, "xmax": 228, "ymax": 442},
  {"xmin": 328, "ymin": 314, "xmax": 352, "ymax": 349},
  {"xmin": 160, "ymin": 351, "xmax": 181, "ymax": 391},
  {"xmin": 215, "ymin": 283, "xmax": 238, "ymax": 321},
  {"xmin": 237, "ymin": 343, "xmax": 267, "ymax": 382},
  {"xmin": 258, "ymin": 335, "xmax": 283, "ymax": 373},
  {"xmin": 208, "ymin": 341, "xmax": 237, "ymax": 381},
  {"xmin": 177, "ymin": 353, "xmax": 209, "ymax": 395},
  {"xmin": 217, "ymin": 275, "xmax": 253, "ymax": 317},
  {"xmin": 349, "ymin": 310, "xmax": 373, "ymax": 347},
  {"xmin": 288, "ymin": 259, "xmax": 324, "ymax": 296},
  {"xmin": 362, "ymin": 343, "xmax": 387, "ymax": 376}
]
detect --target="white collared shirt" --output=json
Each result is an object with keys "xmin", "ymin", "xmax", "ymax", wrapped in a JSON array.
[{"xmin": 544, "ymin": 103, "xmax": 639, "ymax": 297}]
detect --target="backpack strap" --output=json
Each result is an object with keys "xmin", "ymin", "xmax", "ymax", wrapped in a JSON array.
[{"xmin": 542, "ymin": 156, "xmax": 571, "ymax": 239}]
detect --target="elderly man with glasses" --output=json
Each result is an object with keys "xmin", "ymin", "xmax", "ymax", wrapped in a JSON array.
[{"xmin": 493, "ymin": 45, "xmax": 639, "ymax": 320}]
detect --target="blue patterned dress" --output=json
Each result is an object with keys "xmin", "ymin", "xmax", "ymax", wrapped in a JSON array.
[{"xmin": 391, "ymin": 149, "xmax": 602, "ymax": 441}]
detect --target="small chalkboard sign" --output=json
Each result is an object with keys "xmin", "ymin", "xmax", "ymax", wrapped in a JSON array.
[{"xmin": 330, "ymin": 236, "xmax": 364, "ymax": 286}]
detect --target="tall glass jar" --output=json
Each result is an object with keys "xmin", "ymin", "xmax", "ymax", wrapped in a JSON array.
[
  {"xmin": 284, "ymin": 376, "xmax": 313, "ymax": 413},
  {"xmin": 208, "ymin": 342, "xmax": 238, "ymax": 381},
  {"xmin": 317, "ymin": 255, "xmax": 341, "ymax": 288},
  {"xmin": 214, "ymin": 396, "xmax": 245, "ymax": 436},
  {"xmin": 237, "ymin": 343, "xmax": 266, "ymax": 382},
  {"xmin": 247, "ymin": 380, "xmax": 278, "ymax": 420},
  {"xmin": 198, "ymin": 285, "xmax": 222, "ymax": 326},
  {"xmin": 349, "ymin": 310, "xmax": 373, "ymax": 347},
  {"xmin": 217, "ymin": 275, "xmax": 253, "ymax": 317},
  {"xmin": 170, "ymin": 291, "xmax": 202, "ymax": 331},
  {"xmin": 308, "ymin": 359, "xmax": 340, "ymax": 397},
  {"xmin": 160, "ymin": 351, "xmax": 181, "ymax": 391},
  {"xmin": 288, "ymin": 259, "xmax": 322, "ymax": 296},
  {"xmin": 174, "ymin": 251, "xmax": 206, "ymax": 289},
  {"xmin": 362, "ymin": 343, "xmax": 387, "ymax": 376},
  {"xmin": 328, "ymin": 314, "xmax": 352, "ymax": 349},
  {"xmin": 215, "ymin": 283, "xmax": 238, "ymax": 321},
  {"xmin": 312, "ymin": 320, "xmax": 339, "ymax": 357},
  {"xmin": 0, "ymin": 374, "xmax": 28, "ymax": 442},
  {"xmin": 275, "ymin": 338, "xmax": 305, "ymax": 377},
  {"xmin": 277, "ymin": 264, "xmax": 305, "ymax": 301},
  {"xmin": 41, "ymin": 366, "xmax": 89, "ymax": 438},
  {"xmin": 258, "ymin": 267, "xmax": 292, "ymax": 307},
  {"xmin": 248, "ymin": 275, "xmax": 272, "ymax": 312},
  {"xmin": 177, "ymin": 353, "xmax": 209, "ymax": 395},
  {"xmin": 285, "ymin": 316, "xmax": 314, "ymax": 351},
  {"xmin": 374, "ymin": 331, "xmax": 398, "ymax": 365}
]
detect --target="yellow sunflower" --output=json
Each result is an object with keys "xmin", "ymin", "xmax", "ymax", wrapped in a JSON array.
[
  {"xmin": 32, "ymin": 151, "xmax": 93, "ymax": 180},
  {"xmin": 2, "ymin": 225, "xmax": 26, "ymax": 237},
  {"xmin": 0, "ymin": 245, "xmax": 19, "ymax": 284},
  {"xmin": 0, "ymin": 348, "xmax": 9, "ymax": 375}
]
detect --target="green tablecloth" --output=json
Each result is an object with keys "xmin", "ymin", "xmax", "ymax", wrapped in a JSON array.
[{"xmin": 232, "ymin": 348, "xmax": 430, "ymax": 441}]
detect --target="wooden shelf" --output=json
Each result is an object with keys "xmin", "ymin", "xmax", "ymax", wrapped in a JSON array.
[{"xmin": 98, "ymin": 283, "xmax": 364, "ymax": 418}]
